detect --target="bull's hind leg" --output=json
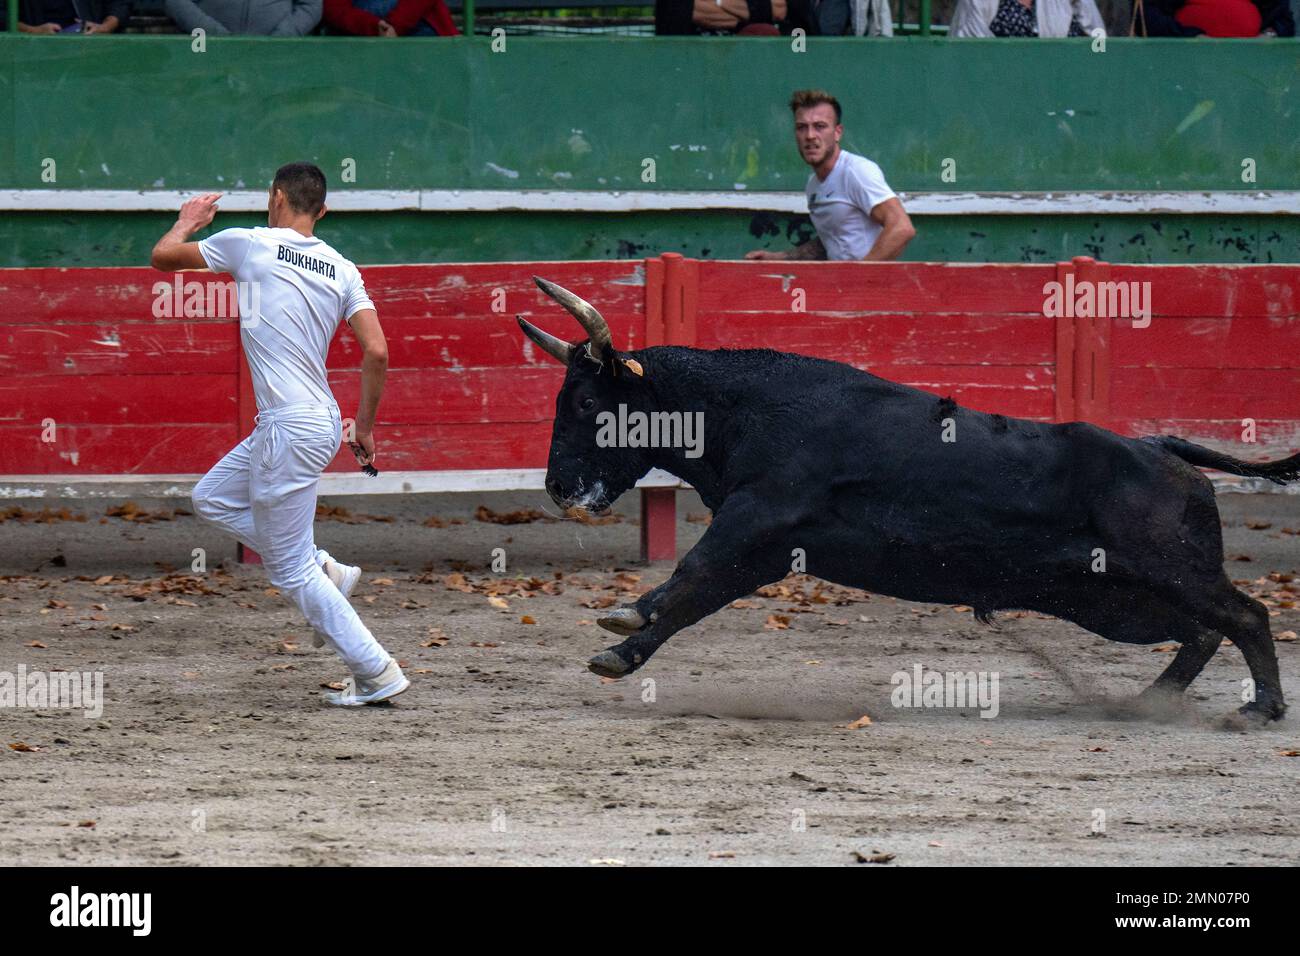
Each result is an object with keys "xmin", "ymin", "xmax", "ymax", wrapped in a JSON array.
[
  {"xmin": 1095, "ymin": 478, "xmax": 1285, "ymax": 721},
  {"xmin": 1031, "ymin": 580, "xmax": 1222, "ymax": 707},
  {"xmin": 589, "ymin": 494, "xmax": 793, "ymax": 678},
  {"xmin": 1164, "ymin": 578, "xmax": 1286, "ymax": 723},
  {"xmin": 1143, "ymin": 629, "xmax": 1223, "ymax": 700}
]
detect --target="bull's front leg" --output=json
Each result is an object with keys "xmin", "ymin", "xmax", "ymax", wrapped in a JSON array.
[{"xmin": 589, "ymin": 496, "xmax": 793, "ymax": 678}]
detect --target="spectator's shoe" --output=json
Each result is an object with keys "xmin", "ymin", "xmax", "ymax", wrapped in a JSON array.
[
  {"xmin": 322, "ymin": 659, "xmax": 409, "ymax": 707},
  {"xmin": 312, "ymin": 559, "xmax": 363, "ymax": 648}
]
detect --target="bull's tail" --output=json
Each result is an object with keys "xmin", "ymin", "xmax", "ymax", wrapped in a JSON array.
[{"xmin": 1144, "ymin": 435, "xmax": 1300, "ymax": 485}]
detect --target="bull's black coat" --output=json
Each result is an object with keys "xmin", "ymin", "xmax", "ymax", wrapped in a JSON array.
[{"xmin": 521, "ymin": 282, "xmax": 1297, "ymax": 723}]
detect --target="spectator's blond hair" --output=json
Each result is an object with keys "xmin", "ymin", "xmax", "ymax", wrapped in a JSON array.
[{"xmin": 790, "ymin": 90, "xmax": 842, "ymax": 124}]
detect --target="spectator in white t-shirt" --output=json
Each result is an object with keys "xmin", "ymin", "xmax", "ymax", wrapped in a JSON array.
[
  {"xmin": 747, "ymin": 89, "xmax": 915, "ymax": 262},
  {"xmin": 950, "ymin": 0, "xmax": 1104, "ymax": 36}
]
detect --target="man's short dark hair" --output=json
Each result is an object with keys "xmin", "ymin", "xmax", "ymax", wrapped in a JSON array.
[
  {"xmin": 272, "ymin": 162, "xmax": 327, "ymax": 217},
  {"xmin": 790, "ymin": 90, "xmax": 842, "ymax": 125}
]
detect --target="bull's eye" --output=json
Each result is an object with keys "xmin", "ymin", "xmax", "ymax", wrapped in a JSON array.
[{"xmin": 580, "ymin": 397, "xmax": 596, "ymax": 412}]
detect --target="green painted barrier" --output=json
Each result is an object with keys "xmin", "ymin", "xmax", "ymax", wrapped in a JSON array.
[
  {"xmin": 1, "ymin": 35, "xmax": 1297, "ymax": 192},
  {"xmin": 0, "ymin": 34, "xmax": 1296, "ymax": 266}
]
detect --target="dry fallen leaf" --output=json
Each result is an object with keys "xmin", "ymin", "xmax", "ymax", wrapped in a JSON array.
[
  {"xmin": 476, "ymin": 504, "xmax": 554, "ymax": 525},
  {"xmin": 25, "ymin": 640, "xmax": 46, "ymax": 649},
  {"xmin": 838, "ymin": 714, "xmax": 873, "ymax": 730},
  {"xmin": 764, "ymin": 613, "xmax": 791, "ymax": 630},
  {"xmin": 8, "ymin": 742, "xmax": 42, "ymax": 753},
  {"xmin": 421, "ymin": 628, "xmax": 449, "ymax": 648},
  {"xmin": 320, "ymin": 681, "xmax": 348, "ymax": 691},
  {"xmin": 371, "ymin": 578, "xmax": 395, "ymax": 587},
  {"xmin": 520, "ymin": 615, "xmax": 537, "ymax": 625},
  {"xmin": 708, "ymin": 851, "xmax": 736, "ymax": 860},
  {"xmin": 444, "ymin": 573, "xmax": 475, "ymax": 593},
  {"xmin": 488, "ymin": 596, "xmax": 510, "ymax": 610},
  {"xmin": 852, "ymin": 851, "xmax": 895, "ymax": 864},
  {"xmin": 93, "ymin": 575, "xmax": 113, "ymax": 586},
  {"xmin": 1276, "ymin": 631, "xmax": 1297, "ymax": 642}
]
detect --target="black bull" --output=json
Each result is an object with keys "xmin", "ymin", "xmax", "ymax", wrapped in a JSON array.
[{"xmin": 518, "ymin": 277, "xmax": 1298, "ymax": 723}]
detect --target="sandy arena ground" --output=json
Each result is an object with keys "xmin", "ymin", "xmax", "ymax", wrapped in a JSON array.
[{"xmin": 1, "ymin": 489, "xmax": 1297, "ymax": 866}]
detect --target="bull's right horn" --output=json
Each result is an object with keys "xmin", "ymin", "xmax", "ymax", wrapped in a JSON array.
[{"xmin": 533, "ymin": 276, "xmax": 614, "ymax": 360}]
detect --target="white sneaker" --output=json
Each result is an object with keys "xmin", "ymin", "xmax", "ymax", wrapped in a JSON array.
[
  {"xmin": 312, "ymin": 559, "xmax": 363, "ymax": 648},
  {"xmin": 323, "ymin": 659, "xmax": 410, "ymax": 707}
]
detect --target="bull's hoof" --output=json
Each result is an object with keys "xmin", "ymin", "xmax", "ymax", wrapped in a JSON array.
[
  {"xmin": 1220, "ymin": 698, "xmax": 1287, "ymax": 730},
  {"xmin": 1239, "ymin": 698, "xmax": 1286, "ymax": 723},
  {"xmin": 587, "ymin": 648, "xmax": 641, "ymax": 679},
  {"xmin": 598, "ymin": 606, "xmax": 647, "ymax": 636}
]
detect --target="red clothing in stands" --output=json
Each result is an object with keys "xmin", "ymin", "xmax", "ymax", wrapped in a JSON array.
[
  {"xmin": 1174, "ymin": 0, "xmax": 1262, "ymax": 35},
  {"xmin": 323, "ymin": 0, "xmax": 459, "ymax": 35}
]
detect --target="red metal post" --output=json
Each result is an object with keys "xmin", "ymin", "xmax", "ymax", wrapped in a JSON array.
[{"xmin": 640, "ymin": 254, "xmax": 685, "ymax": 563}]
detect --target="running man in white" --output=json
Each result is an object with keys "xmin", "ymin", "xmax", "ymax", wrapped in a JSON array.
[{"xmin": 150, "ymin": 162, "xmax": 409, "ymax": 706}]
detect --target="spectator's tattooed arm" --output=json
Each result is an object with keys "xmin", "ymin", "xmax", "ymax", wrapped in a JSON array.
[{"xmin": 745, "ymin": 236, "xmax": 825, "ymax": 261}]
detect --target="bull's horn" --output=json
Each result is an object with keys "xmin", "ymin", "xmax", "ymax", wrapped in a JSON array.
[
  {"xmin": 516, "ymin": 316, "xmax": 576, "ymax": 365},
  {"xmin": 533, "ymin": 276, "xmax": 613, "ymax": 359}
]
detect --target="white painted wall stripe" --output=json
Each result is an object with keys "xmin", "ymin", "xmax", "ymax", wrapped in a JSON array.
[
  {"xmin": 0, "ymin": 189, "xmax": 1294, "ymax": 215},
  {"xmin": 0, "ymin": 467, "xmax": 687, "ymax": 500}
]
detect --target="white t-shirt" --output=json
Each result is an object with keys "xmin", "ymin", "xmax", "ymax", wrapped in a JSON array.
[
  {"xmin": 198, "ymin": 226, "xmax": 373, "ymax": 412},
  {"xmin": 805, "ymin": 150, "xmax": 898, "ymax": 261}
]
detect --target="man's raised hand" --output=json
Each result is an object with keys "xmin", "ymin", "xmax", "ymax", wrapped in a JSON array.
[{"xmin": 179, "ymin": 193, "xmax": 223, "ymax": 233}]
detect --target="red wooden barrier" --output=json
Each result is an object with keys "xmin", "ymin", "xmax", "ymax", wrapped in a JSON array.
[{"xmin": 2, "ymin": 257, "xmax": 1297, "ymax": 565}]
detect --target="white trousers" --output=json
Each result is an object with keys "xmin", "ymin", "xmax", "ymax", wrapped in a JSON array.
[{"xmin": 191, "ymin": 401, "xmax": 391, "ymax": 679}]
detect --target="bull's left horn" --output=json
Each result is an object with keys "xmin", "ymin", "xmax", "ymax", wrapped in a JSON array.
[
  {"xmin": 533, "ymin": 276, "xmax": 613, "ymax": 359},
  {"xmin": 516, "ymin": 316, "xmax": 576, "ymax": 365}
]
